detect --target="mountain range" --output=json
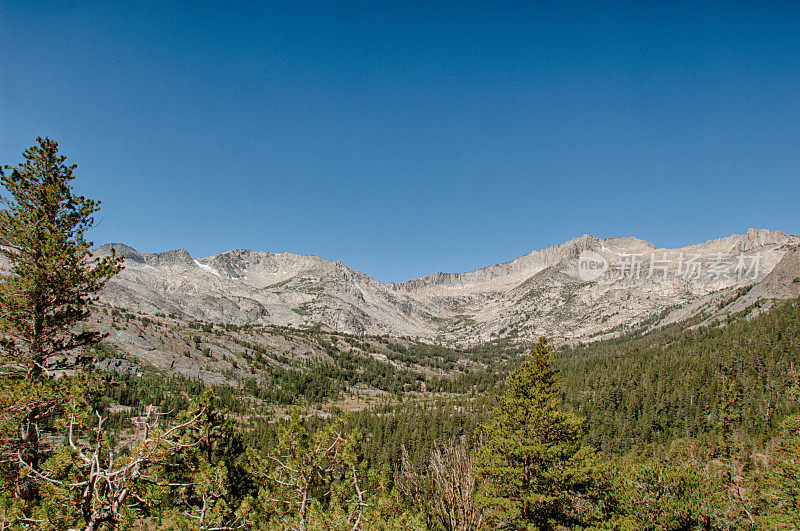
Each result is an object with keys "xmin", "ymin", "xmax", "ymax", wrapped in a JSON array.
[{"xmin": 95, "ymin": 228, "xmax": 800, "ymax": 346}]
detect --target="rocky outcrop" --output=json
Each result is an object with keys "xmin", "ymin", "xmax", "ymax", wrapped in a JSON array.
[{"xmin": 95, "ymin": 243, "xmax": 145, "ymax": 264}]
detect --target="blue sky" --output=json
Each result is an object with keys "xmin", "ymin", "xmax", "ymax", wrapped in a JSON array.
[{"xmin": 1, "ymin": 1, "xmax": 798, "ymax": 282}]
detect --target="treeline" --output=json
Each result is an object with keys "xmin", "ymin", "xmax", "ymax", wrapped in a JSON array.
[
  {"xmin": 98, "ymin": 341, "xmax": 501, "ymax": 413},
  {"xmin": 100, "ymin": 308, "xmax": 511, "ymax": 402}
]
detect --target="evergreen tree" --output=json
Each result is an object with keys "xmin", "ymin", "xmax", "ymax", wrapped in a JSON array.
[
  {"xmin": 0, "ymin": 137, "xmax": 123, "ymax": 378},
  {"xmin": 473, "ymin": 338, "xmax": 606, "ymax": 530},
  {"xmin": 0, "ymin": 137, "xmax": 122, "ymax": 502}
]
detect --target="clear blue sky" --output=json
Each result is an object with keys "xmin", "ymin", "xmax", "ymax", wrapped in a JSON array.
[{"xmin": 1, "ymin": 1, "xmax": 798, "ymax": 282}]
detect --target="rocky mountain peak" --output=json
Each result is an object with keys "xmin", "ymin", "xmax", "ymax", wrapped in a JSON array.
[
  {"xmin": 557, "ymin": 234, "xmax": 602, "ymax": 258},
  {"xmin": 739, "ymin": 228, "xmax": 789, "ymax": 250}
]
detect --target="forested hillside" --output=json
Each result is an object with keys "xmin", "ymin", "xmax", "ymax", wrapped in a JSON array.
[{"xmin": 559, "ymin": 298, "xmax": 800, "ymax": 453}]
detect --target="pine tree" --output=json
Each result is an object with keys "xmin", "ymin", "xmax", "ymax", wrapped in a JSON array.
[
  {"xmin": 473, "ymin": 338, "xmax": 606, "ymax": 529},
  {"xmin": 0, "ymin": 137, "xmax": 123, "ymax": 378},
  {"xmin": 0, "ymin": 137, "xmax": 123, "ymax": 500}
]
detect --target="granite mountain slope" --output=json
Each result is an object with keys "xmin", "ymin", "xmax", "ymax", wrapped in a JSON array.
[{"xmin": 95, "ymin": 228, "xmax": 800, "ymax": 345}]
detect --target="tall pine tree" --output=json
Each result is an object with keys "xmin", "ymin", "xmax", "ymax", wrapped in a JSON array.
[
  {"xmin": 474, "ymin": 337, "xmax": 606, "ymax": 529},
  {"xmin": 0, "ymin": 137, "xmax": 123, "ymax": 378},
  {"xmin": 0, "ymin": 137, "xmax": 123, "ymax": 500}
]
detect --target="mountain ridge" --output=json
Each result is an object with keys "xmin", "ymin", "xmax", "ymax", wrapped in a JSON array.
[{"xmin": 95, "ymin": 228, "xmax": 800, "ymax": 345}]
